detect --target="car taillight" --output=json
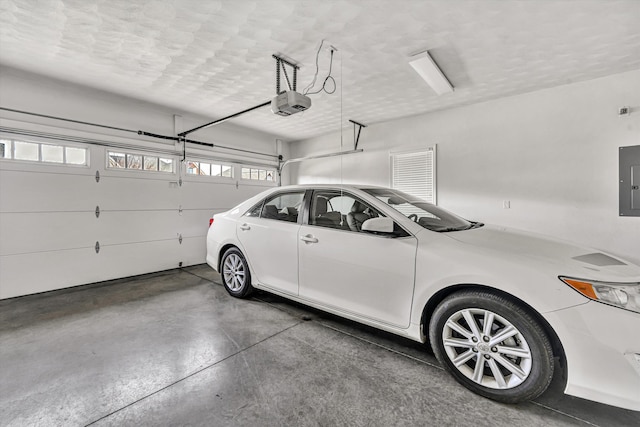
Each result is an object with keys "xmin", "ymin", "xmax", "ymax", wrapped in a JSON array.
[{"xmin": 209, "ymin": 218, "xmax": 214, "ymax": 227}]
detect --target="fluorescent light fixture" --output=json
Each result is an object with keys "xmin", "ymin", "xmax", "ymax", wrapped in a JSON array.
[{"xmin": 409, "ymin": 50, "xmax": 454, "ymax": 95}]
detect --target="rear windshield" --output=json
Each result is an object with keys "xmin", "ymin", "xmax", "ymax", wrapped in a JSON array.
[{"xmin": 362, "ymin": 189, "xmax": 479, "ymax": 232}]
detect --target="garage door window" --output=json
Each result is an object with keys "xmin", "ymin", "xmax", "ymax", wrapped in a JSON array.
[
  {"xmin": 241, "ymin": 167, "xmax": 275, "ymax": 181},
  {"xmin": 107, "ymin": 150, "xmax": 174, "ymax": 173},
  {"xmin": 0, "ymin": 138, "xmax": 88, "ymax": 166},
  {"xmin": 391, "ymin": 147, "xmax": 436, "ymax": 204},
  {"xmin": 186, "ymin": 160, "xmax": 233, "ymax": 178}
]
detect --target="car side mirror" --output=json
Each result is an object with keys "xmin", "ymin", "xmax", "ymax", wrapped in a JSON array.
[{"xmin": 361, "ymin": 217, "xmax": 394, "ymax": 234}]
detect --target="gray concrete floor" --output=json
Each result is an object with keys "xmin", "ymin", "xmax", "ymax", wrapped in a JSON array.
[{"xmin": 1, "ymin": 265, "xmax": 637, "ymax": 426}]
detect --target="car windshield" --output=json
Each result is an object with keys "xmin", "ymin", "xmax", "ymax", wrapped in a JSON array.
[{"xmin": 362, "ymin": 188, "xmax": 480, "ymax": 232}]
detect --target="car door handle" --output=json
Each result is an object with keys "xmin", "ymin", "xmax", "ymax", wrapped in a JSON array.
[
  {"xmin": 300, "ymin": 234, "xmax": 318, "ymax": 244},
  {"xmin": 239, "ymin": 224, "xmax": 251, "ymax": 231}
]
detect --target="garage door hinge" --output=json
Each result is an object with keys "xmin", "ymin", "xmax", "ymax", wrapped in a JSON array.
[
  {"xmin": 95, "ymin": 206, "xmax": 100, "ymax": 218},
  {"xmin": 95, "ymin": 171, "xmax": 100, "ymax": 183},
  {"xmin": 179, "ymin": 205, "xmax": 183, "ymax": 215},
  {"xmin": 95, "ymin": 241, "xmax": 100, "ymax": 254},
  {"xmin": 178, "ymin": 234, "xmax": 183, "ymax": 244}
]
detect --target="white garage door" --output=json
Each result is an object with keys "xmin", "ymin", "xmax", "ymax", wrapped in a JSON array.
[{"xmin": 0, "ymin": 123, "xmax": 277, "ymax": 299}]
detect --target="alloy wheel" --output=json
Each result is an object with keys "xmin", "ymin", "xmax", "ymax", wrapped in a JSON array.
[
  {"xmin": 223, "ymin": 253, "xmax": 246, "ymax": 291},
  {"xmin": 441, "ymin": 308, "xmax": 533, "ymax": 389}
]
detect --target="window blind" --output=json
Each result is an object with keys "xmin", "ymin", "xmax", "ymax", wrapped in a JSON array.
[{"xmin": 391, "ymin": 147, "xmax": 436, "ymax": 204}]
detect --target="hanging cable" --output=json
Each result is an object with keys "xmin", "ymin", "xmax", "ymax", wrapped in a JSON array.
[
  {"xmin": 304, "ymin": 43, "xmax": 336, "ymax": 96},
  {"xmin": 302, "ymin": 40, "xmax": 325, "ymax": 95},
  {"xmin": 340, "ymin": 48, "xmax": 344, "ymax": 191}
]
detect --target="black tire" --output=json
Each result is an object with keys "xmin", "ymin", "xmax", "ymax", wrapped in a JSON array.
[
  {"xmin": 429, "ymin": 290, "xmax": 554, "ymax": 404},
  {"xmin": 220, "ymin": 247, "xmax": 254, "ymax": 298}
]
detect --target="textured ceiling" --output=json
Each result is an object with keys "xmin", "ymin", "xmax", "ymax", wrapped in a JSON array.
[{"xmin": 1, "ymin": 0, "xmax": 639, "ymax": 142}]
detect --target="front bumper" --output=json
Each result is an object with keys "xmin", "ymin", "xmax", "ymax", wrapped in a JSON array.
[{"xmin": 545, "ymin": 300, "xmax": 640, "ymax": 411}]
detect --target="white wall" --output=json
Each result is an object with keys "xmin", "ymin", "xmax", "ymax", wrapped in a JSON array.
[
  {"xmin": 289, "ymin": 70, "xmax": 640, "ymax": 264},
  {"xmin": 0, "ymin": 66, "xmax": 287, "ymax": 298}
]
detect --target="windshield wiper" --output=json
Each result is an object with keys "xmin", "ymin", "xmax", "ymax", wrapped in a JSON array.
[
  {"xmin": 437, "ymin": 226, "xmax": 466, "ymax": 232},
  {"xmin": 437, "ymin": 222, "xmax": 484, "ymax": 233}
]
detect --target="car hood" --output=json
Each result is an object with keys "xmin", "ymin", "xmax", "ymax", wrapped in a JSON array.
[{"xmin": 442, "ymin": 225, "xmax": 640, "ymax": 282}]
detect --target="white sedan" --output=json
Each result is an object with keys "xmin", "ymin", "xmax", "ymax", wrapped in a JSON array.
[{"xmin": 206, "ymin": 184, "xmax": 640, "ymax": 411}]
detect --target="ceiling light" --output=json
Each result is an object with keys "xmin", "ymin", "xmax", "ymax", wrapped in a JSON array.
[{"xmin": 409, "ymin": 51, "xmax": 454, "ymax": 95}]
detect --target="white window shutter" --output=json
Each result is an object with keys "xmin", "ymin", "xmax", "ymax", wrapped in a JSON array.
[{"xmin": 391, "ymin": 147, "xmax": 436, "ymax": 204}]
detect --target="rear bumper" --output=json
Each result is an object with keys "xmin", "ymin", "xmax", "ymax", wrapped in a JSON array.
[
  {"xmin": 205, "ymin": 230, "xmax": 221, "ymax": 273},
  {"xmin": 205, "ymin": 252, "xmax": 219, "ymax": 273},
  {"xmin": 545, "ymin": 301, "xmax": 640, "ymax": 411}
]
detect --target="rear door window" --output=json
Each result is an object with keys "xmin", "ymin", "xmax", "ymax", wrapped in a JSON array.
[{"xmin": 247, "ymin": 192, "xmax": 305, "ymax": 223}]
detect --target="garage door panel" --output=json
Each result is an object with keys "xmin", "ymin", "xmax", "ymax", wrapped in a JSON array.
[
  {"xmin": 0, "ymin": 240, "xmax": 181, "ymax": 299},
  {"xmin": 0, "ymin": 211, "xmax": 184, "ymax": 256},
  {"xmin": 179, "ymin": 181, "xmax": 245, "ymax": 211},
  {"xmin": 97, "ymin": 177, "xmax": 179, "ymax": 211},
  {"xmin": 98, "ymin": 210, "xmax": 180, "ymax": 245},
  {"xmin": 1, "ymin": 248, "xmax": 101, "ymax": 299},
  {"xmin": 0, "ymin": 212, "xmax": 96, "ymax": 255},
  {"xmin": 98, "ymin": 240, "xmax": 181, "ymax": 277},
  {"xmin": 236, "ymin": 183, "xmax": 272, "ymax": 200},
  {"xmin": 181, "ymin": 182, "xmax": 271, "ymax": 205},
  {"xmin": 179, "ymin": 209, "xmax": 221, "ymax": 238},
  {"xmin": 179, "ymin": 235, "xmax": 207, "ymax": 267},
  {"xmin": 0, "ymin": 170, "xmax": 98, "ymax": 212},
  {"xmin": 1, "ymin": 144, "xmax": 279, "ymax": 298},
  {"xmin": 179, "ymin": 182, "xmax": 273, "ymax": 214}
]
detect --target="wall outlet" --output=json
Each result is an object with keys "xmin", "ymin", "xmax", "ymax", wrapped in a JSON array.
[
  {"xmin": 503, "ymin": 200, "xmax": 511, "ymax": 209},
  {"xmin": 618, "ymin": 106, "xmax": 630, "ymax": 117}
]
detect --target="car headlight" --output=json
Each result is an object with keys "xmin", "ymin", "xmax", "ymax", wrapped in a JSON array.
[{"xmin": 560, "ymin": 277, "xmax": 640, "ymax": 314}]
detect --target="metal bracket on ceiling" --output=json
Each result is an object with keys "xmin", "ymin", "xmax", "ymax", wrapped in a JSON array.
[
  {"xmin": 349, "ymin": 120, "xmax": 367, "ymax": 150},
  {"xmin": 277, "ymin": 155, "xmax": 284, "ymax": 185},
  {"xmin": 273, "ymin": 54, "xmax": 300, "ymax": 94}
]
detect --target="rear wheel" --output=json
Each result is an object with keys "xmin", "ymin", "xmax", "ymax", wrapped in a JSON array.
[
  {"xmin": 429, "ymin": 290, "xmax": 554, "ymax": 403},
  {"xmin": 220, "ymin": 248, "xmax": 254, "ymax": 298}
]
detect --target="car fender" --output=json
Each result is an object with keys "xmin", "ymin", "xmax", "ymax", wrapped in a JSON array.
[
  {"xmin": 410, "ymin": 233, "xmax": 589, "ymax": 333},
  {"xmin": 205, "ymin": 212, "xmax": 247, "ymax": 273}
]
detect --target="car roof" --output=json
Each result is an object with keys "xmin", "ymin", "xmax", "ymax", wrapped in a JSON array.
[{"xmin": 273, "ymin": 184, "xmax": 386, "ymax": 191}]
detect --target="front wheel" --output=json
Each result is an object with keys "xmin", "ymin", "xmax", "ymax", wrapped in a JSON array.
[
  {"xmin": 220, "ymin": 247, "xmax": 254, "ymax": 298},
  {"xmin": 429, "ymin": 290, "xmax": 554, "ymax": 403}
]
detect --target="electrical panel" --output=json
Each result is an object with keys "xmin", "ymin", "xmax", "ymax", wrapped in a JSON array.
[{"xmin": 619, "ymin": 145, "xmax": 640, "ymax": 217}]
